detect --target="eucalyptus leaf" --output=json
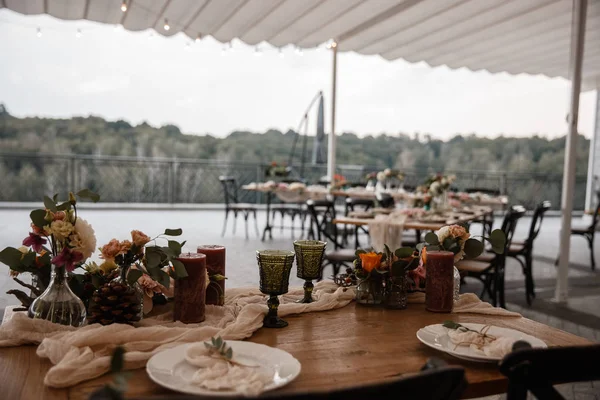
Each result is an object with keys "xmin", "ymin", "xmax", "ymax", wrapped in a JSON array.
[
  {"xmin": 164, "ymin": 228, "xmax": 182, "ymax": 236},
  {"xmin": 225, "ymin": 347, "xmax": 233, "ymax": 360},
  {"xmin": 52, "ymin": 193, "xmax": 58, "ymax": 203},
  {"xmin": 424, "ymin": 232, "xmax": 439, "ymax": 245},
  {"xmin": 416, "ymin": 243, "xmax": 425, "ymax": 251},
  {"xmin": 168, "ymin": 240, "xmax": 182, "ymax": 256},
  {"xmin": 354, "ymin": 249, "xmax": 367, "ymax": 256},
  {"xmin": 489, "ymin": 229, "xmax": 507, "ymax": 254},
  {"xmin": 156, "ymin": 270, "xmax": 171, "ymax": 288},
  {"xmin": 126, "ymin": 269, "xmax": 143, "ymax": 286},
  {"xmin": 442, "ymin": 320, "xmax": 462, "ymax": 330},
  {"xmin": 145, "ymin": 249, "xmax": 162, "ymax": 270},
  {"xmin": 394, "ymin": 247, "xmax": 414, "ymax": 259},
  {"xmin": 171, "ymin": 259, "xmax": 188, "ymax": 279},
  {"xmin": 384, "ymin": 244, "xmax": 391, "ymax": 256},
  {"xmin": 426, "ymin": 245, "xmax": 440, "ymax": 251},
  {"xmin": 30, "ymin": 209, "xmax": 47, "ymax": 228},
  {"xmin": 76, "ymin": 189, "xmax": 100, "ymax": 203},
  {"xmin": 56, "ymin": 201, "xmax": 72, "ymax": 211},
  {"xmin": 463, "ymin": 238, "xmax": 485, "ymax": 259},
  {"xmin": 110, "ymin": 346, "xmax": 126, "ymax": 374},
  {"xmin": 442, "ymin": 238, "xmax": 456, "ymax": 251},
  {"xmin": 0, "ymin": 247, "xmax": 25, "ymax": 269},
  {"xmin": 43, "ymin": 196, "xmax": 58, "ymax": 212}
]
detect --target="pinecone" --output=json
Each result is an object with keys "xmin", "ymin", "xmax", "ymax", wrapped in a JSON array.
[{"xmin": 87, "ymin": 280, "xmax": 142, "ymax": 325}]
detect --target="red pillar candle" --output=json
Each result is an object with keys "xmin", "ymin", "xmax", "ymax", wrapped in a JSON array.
[
  {"xmin": 425, "ymin": 250, "xmax": 455, "ymax": 313},
  {"xmin": 174, "ymin": 253, "xmax": 207, "ymax": 323},
  {"xmin": 197, "ymin": 245, "xmax": 226, "ymax": 306}
]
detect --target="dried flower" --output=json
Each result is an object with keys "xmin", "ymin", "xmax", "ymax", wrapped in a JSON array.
[
  {"xmin": 131, "ymin": 230, "xmax": 151, "ymax": 248},
  {"xmin": 22, "ymin": 232, "xmax": 47, "ymax": 253},
  {"xmin": 100, "ymin": 239, "xmax": 123, "ymax": 260},
  {"xmin": 49, "ymin": 220, "xmax": 75, "ymax": 241},
  {"xmin": 52, "ymin": 247, "xmax": 84, "ymax": 272},
  {"xmin": 119, "ymin": 240, "xmax": 133, "ymax": 254},
  {"xmin": 69, "ymin": 218, "xmax": 96, "ymax": 260},
  {"xmin": 99, "ymin": 259, "xmax": 118, "ymax": 274},
  {"xmin": 359, "ymin": 252, "xmax": 383, "ymax": 273}
]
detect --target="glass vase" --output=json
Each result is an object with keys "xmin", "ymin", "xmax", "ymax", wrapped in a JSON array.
[
  {"xmin": 453, "ymin": 266, "xmax": 461, "ymax": 302},
  {"xmin": 384, "ymin": 275, "xmax": 407, "ymax": 309},
  {"xmin": 356, "ymin": 277, "xmax": 384, "ymax": 305},
  {"xmin": 28, "ymin": 264, "xmax": 86, "ymax": 327},
  {"xmin": 113, "ymin": 264, "xmax": 144, "ymax": 323}
]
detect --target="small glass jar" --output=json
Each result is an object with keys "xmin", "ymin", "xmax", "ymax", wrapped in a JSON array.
[
  {"xmin": 356, "ymin": 277, "xmax": 384, "ymax": 305},
  {"xmin": 384, "ymin": 275, "xmax": 407, "ymax": 309}
]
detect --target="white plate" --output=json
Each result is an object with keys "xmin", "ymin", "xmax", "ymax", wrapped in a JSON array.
[
  {"xmin": 147, "ymin": 341, "xmax": 301, "ymax": 397},
  {"xmin": 416, "ymin": 323, "xmax": 547, "ymax": 363}
]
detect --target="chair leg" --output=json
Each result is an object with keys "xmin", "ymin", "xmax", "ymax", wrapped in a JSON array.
[
  {"xmin": 588, "ymin": 234, "xmax": 595, "ymax": 270},
  {"xmin": 244, "ymin": 212, "xmax": 249, "ymax": 239},
  {"xmin": 525, "ymin": 252, "xmax": 535, "ymax": 305},
  {"xmin": 232, "ymin": 211, "xmax": 237, "ymax": 235},
  {"xmin": 221, "ymin": 210, "xmax": 229, "ymax": 236},
  {"xmin": 253, "ymin": 210, "xmax": 259, "ymax": 237}
]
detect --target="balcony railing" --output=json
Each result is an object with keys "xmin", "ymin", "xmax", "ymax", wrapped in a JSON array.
[{"xmin": 0, "ymin": 153, "xmax": 587, "ymax": 210}]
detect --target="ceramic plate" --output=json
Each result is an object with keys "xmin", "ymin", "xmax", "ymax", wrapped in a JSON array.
[
  {"xmin": 416, "ymin": 323, "xmax": 547, "ymax": 363},
  {"xmin": 146, "ymin": 341, "xmax": 301, "ymax": 396}
]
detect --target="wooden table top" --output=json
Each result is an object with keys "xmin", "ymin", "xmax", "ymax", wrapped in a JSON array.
[
  {"xmin": 0, "ymin": 303, "xmax": 591, "ymax": 400},
  {"xmin": 334, "ymin": 209, "xmax": 490, "ymax": 231}
]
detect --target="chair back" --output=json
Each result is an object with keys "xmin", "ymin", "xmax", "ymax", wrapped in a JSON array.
[
  {"xmin": 218, "ymin": 176, "xmax": 239, "ymax": 207},
  {"xmin": 376, "ymin": 192, "xmax": 395, "ymax": 208},
  {"xmin": 525, "ymin": 201, "xmax": 551, "ymax": 246},
  {"xmin": 465, "ymin": 187, "xmax": 501, "ymax": 196},
  {"xmin": 589, "ymin": 190, "xmax": 600, "ymax": 231},
  {"xmin": 499, "ymin": 343, "xmax": 600, "ymax": 400},
  {"xmin": 345, "ymin": 198, "xmax": 374, "ymax": 215},
  {"xmin": 306, "ymin": 199, "xmax": 342, "ymax": 248},
  {"xmin": 500, "ymin": 205, "xmax": 527, "ymax": 250}
]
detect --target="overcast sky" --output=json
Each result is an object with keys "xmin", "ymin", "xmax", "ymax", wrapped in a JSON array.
[{"xmin": 0, "ymin": 9, "xmax": 597, "ymax": 140}]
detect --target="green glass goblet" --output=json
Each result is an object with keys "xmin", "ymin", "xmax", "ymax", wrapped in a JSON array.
[
  {"xmin": 256, "ymin": 250, "xmax": 295, "ymax": 328},
  {"xmin": 293, "ymin": 240, "xmax": 327, "ymax": 303}
]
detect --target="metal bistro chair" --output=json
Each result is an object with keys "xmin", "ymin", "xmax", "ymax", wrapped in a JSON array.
[
  {"xmin": 508, "ymin": 201, "xmax": 551, "ymax": 305},
  {"xmin": 500, "ymin": 341, "xmax": 600, "ymax": 400},
  {"xmin": 344, "ymin": 197, "xmax": 374, "ymax": 248},
  {"xmin": 218, "ymin": 176, "xmax": 259, "ymax": 239},
  {"xmin": 569, "ymin": 190, "xmax": 600, "ymax": 270},
  {"xmin": 306, "ymin": 199, "xmax": 356, "ymax": 278},
  {"xmin": 465, "ymin": 187, "xmax": 500, "ymax": 237},
  {"xmin": 456, "ymin": 205, "xmax": 526, "ymax": 308}
]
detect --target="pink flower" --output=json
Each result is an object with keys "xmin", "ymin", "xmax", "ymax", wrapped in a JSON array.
[
  {"xmin": 408, "ymin": 258, "xmax": 427, "ymax": 291},
  {"xmin": 100, "ymin": 239, "xmax": 123, "ymax": 260},
  {"xmin": 52, "ymin": 247, "xmax": 84, "ymax": 272},
  {"xmin": 22, "ymin": 232, "xmax": 47, "ymax": 253}
]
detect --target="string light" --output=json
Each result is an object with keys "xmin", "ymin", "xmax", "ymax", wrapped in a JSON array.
[
  {"xmin": 120, "ymin": 1, "xmax": 128, "ymax": 12},
  {"xmin": 163, "ymin": 18, "xmax": 170, "ymax": 31},
  {"xmin": 76, "ymin": 28, "xmax": 82, "ymax": 38},
  {"xmin": 195, "ymin": 33, "xmax": 202, "ymax": 43},
  {"xmin": 36, "ymin": 27, "xmax": 42, "ymax": 38},
  {"xmin": 326, "ymin": 39, "xmax": 338, "ymax": 49}
]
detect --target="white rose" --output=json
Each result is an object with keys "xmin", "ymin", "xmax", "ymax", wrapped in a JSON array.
[
  {"xmin": 69, "ymin": 218, "xmax": 96, "ymax": 260},
  {"xmin": 376, "ymin": 172, "xmax": 386, "ymax": 182},
  {"xmin": 384, "ymin": 168, "xmax": 392, "ymax": 176},
  {"xmin": 436, "ymin": 226, "xmax": 451, "ymax": 244},
  {"xmin": 429, "ymin": 181, "xmax": 441, "ymax": 195}
]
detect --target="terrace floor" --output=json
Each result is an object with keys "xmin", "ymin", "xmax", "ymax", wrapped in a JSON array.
[{"xmin": 0, "ymin": 208, "xmax": 598, "ymax": 398}]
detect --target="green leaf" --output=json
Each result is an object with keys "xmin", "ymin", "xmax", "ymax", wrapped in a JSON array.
[
  {"xmin": 56, "ymin": 201, "xmax": 72, "ymax": 211},
  {"xmin": 416, "ymin": 243, "xmax": 426, "ymax": 252},
  {"xmin": 0, "ymin": 247, "xmax": 25, "ymax": 269},
  {"xmin": 424, "ymin": 232, "xmax": 439, "ymax": 245},
  {"xmin": 394, "ymin": 247, "xmax": 414, "ymax": 259},
  {"xmin": 215, "ymin": 336, "xmax": 223, "ymax": 349},
  {"xmin": 164, "ymin": 228, "xmax": 182, "ymax": 236},
  {"xmin": 464, "ymin": 238, "xmax": 485, "ymax": 259},
  {"xmin": 21, "ymin": 251, "xmax": 37, "ymax": 268},
  {"xmin": 442, "ymin": 320, "xmax": 462, "ymax": 330},
  {"xmin": 52, "ymin": 194, "xmax": 59, "ymax": 203},
  {"xmin": 171, "ymin": 259, "xmax": 188, "ymax": 279},
  {"xmin": 156, "ymin": 270, "xmax": 171, "ymax": 288},
  {"xmin": 76, "ymin": 189, "xmax": 100, "ymax": 203},
  {"xmin": 126, "ymin": 269, "xmax": 143, "ymax": 286},
  {"xmin": 354, "ymin": 249, "xmax": 367, "ymax": 256},
  {"xmin": 391, "ymin": 261, "xmax": 405, "ymax": 277},
  {"xmin": 145, "ymin": 249, "xmax": 162, "ymax": 270},
  {"xmin": 110, "ymin": 346, "xmax": 126, "ymax": 374},
  {"xmin": 225, "ymin": 347, "xmax": 233, "ymax": 360},
  {"xmin": 168, "ymin": 240, "xmax": 182, "ymax": 256},
  {"xmin": 30, "ymin": 209, "xmax": 47, "ymax": 228},
  {"xmin": 442, "ymin": 237, "xmax": 456, "ymax": 251},
  {"xmin": 43, "ymin": 196, "xmax": 58, "ymax": 212},
  {"xmin": 489, "ymin": 229, "xmax": 507, "ymax": 254},
  {"xmin": 210, "ymin": 274, "xmax": 227, "ymax": 281},
  {"xmin": 426, "ymin": 245, "xmax": 440, "ymax": 251}
]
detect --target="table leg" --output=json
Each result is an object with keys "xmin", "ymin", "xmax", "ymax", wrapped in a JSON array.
[{"xmin": 262, "ymin": 192, "xmax": 273, "ymax": 241}]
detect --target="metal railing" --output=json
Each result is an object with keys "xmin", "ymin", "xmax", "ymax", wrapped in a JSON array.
[{"xmin": 0, "ymin": 153, "xmax": 587, "ymax": 210}]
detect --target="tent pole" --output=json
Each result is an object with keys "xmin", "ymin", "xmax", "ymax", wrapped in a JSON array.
[
  {"xmin": 327, "ymin": 43, "xmax": 338, "ymax": 185},
  {"xmin": 556, "ymin": 0, "xmax": 588, "ymax": 303}
]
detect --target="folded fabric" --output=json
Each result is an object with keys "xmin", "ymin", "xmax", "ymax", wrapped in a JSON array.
[{"xmin": 368, "ymin": 213, "xmax": 407, "ymax": 252}]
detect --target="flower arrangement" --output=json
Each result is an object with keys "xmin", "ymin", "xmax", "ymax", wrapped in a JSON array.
[
  {"xmin": 265, "ymin": 161, "xmax": 291, "ymax": 178},
  {"xmin": 375, "ymin": 168, "xmax": 404, "ymax": 183},
  {"xmin": 0, "ymin": 189, "xmax": 99, "ymax": 309},
  {"xmin": 330, "ymin": 174, "xmax": 348, "ymax": 189},
  {"xmin": 407, "ymin": 224, "xmax": 506, "ymax": 291},
  {"xmin": 423, "ymin": 173, "xmax": 456, "ymax": 196}
]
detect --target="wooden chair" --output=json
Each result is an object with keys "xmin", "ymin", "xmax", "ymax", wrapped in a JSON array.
[
  {"xmin": 127, "ymin": 358, "xmax": 466, "ymax": 400},
  {"xmin": 218, "ymin": 176, "xmax": 259, "ymax": 239},
  {"xmin": 456, "ymin": 205, "xmax": 526, "ymax": 308},
  {"xmin": 306, "ymin": 199, "xmax": 356, "ymax": 278},
  {"xmin": 569, "ymin": 190, "xmax": 600, "ymax": 270},
  {"xmin": 508, "ymin": 201, "xmax": 551, "ymax": 305},
  {"xmin": 499, "ymin": 342, "xmax": 600, "ymax": 400}
]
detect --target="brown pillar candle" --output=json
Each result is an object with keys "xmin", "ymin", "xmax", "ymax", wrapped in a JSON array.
[
  {"xmin": 425, "ymin": 250, "xmax": 455, "ymax": 313},
  {"xmin": 174, "ymin": 253, "xmax": 207, "ymax": 323},
  {"xmin": 197, "ymin": 245, "xmax": 226, "ymax": 306}
]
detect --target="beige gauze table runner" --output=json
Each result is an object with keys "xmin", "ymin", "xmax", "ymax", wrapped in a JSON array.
[
  {"xmin": 0, "ymin": 281, "xmax": 520, "ymax": 388},
  {"xmin": 368, "ymin": 212, "xmax": 407, "ymax": 252}
]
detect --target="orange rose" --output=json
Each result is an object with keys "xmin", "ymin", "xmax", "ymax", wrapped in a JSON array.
[
  {"xmin": 359, "ymin": 252, "xmax": 383, "ymax": 273},
  {"xmin": 120, "ymin": 240, "xmax": 133, "ymax": 253},
  {"xmin": 131, "ymin": 230, "xmax": 151, "ymax": 247},
  {"xmin": 449, "ymin": 225, "xmax": 469, "ymax": 240},
  {"xmin": 421, "ymin": 247, "xmax": 428, "ymax": 265},
  {"xmin": 100, "ymin": 239, "xmax": 122, "ymax": 259}
]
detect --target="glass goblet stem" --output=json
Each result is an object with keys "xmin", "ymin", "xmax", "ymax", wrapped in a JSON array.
[
  {"xmin": 263, "ymin": 294, "xmax": 288, "ymax": 328},
  {"xmin": 297, "ymin": 280, "xmax": 314, "ymax": 303}
]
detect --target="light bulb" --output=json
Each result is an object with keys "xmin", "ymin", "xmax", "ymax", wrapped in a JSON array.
[
  {"xmin": 120, "ymin": 1, "xmax": 127, "ymax": 12},
  {"xmin": 326, "ymin": 39, "xmax": 338, "ymax": 49},
  {"xmin": 163, "ymin": 19, "xmax": 170, "ymax": 31},
  {"xmin": 36, "ymin": 27, "xmax": 42, "ymax": 38},
  {"xmin": 76, "ymin": 29, "xmax": 82, "ymax": 38},
  {"xmin": 195, "ymin": 33, "xmax": 202, "ymax": 43}
]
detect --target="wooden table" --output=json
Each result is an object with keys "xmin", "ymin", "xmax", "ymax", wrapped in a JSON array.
[
  {"xmin": 0, "ymin": 303, "xmax": 591, "ymax": 399},
  {"xmin": 334, "ymin": 208, "xmax": 492, "ymax": 232}
]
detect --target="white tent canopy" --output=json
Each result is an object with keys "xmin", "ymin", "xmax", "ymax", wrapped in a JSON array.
[{"xmin": 2, "ymin": 0, "xmax": 599, "ymax": 89}]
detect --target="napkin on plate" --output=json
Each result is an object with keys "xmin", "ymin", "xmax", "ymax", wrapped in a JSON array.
[{"xmin": 447, "ymin": 328, "xmax": 517, "ymax": 358}]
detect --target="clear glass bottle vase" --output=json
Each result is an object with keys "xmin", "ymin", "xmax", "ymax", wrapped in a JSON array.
[
  {"xmin": 356, "ymin": 277, "xmax": 384, "ymax": 305},
  {"xmin": 28, "ymin": 264, "xmax": 86, "ymax": 327}
]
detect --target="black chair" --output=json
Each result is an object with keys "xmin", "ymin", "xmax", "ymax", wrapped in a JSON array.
[
  {"xmin": 126, "ymin": 358, "xmax": 466, "ymax": 400},
  {"xmin": 344, "ymin": 198, "xmax": 374, "ymax": 248},
  {"xmin": 456, "ymin": 205, "xmax": 526, "ymax": 308},
  {"xmin": 218, "ymin": 176, "xmax": 259, "ymax": 239},
  {"xmin": 306, "ymin": 199, "xmax": 356, "ymax": 278},
  {"xmin": 508, "ymin": 201, "xmax": 551, "ymax": 305},
  {"xmin": 500, "ymin": 342, "xmax": 600, "ymax": 400},
  {"xmin": 569, "ymin": 190, "xmax": 600, "ymax": 270}
]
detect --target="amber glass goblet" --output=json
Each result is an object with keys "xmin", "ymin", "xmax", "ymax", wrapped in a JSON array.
[
  {"xmin": 293, "ymin": 240, "xmax": 327, "ymax": 303},
  {"xmin": 256, "ymin": 250, "xmax": 295, "ymax": 328}
]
